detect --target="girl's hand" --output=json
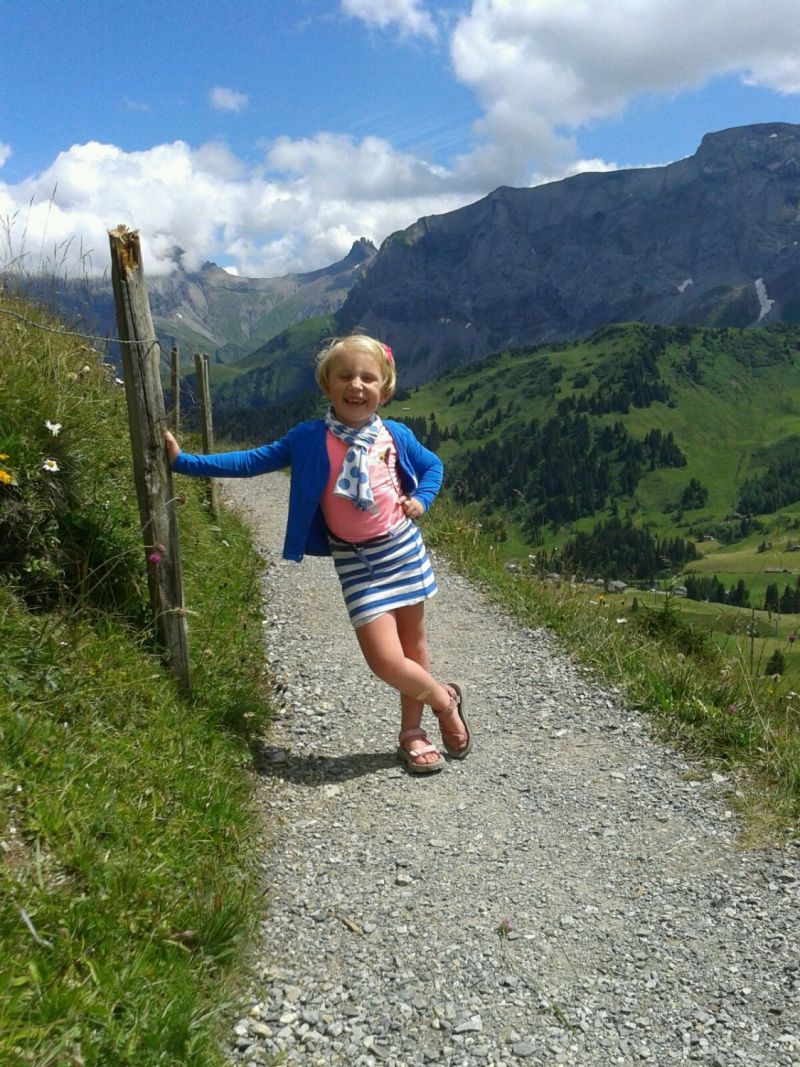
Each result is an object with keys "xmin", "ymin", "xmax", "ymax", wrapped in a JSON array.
[
  {"xmin": 164, "ymin": 430, "xmax": 181, "ymax": 465},
  {"xmin": 400, "ymin": 495, "xmax": 424, "ymax": 519}
]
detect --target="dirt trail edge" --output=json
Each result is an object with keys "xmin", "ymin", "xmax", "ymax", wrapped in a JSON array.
[{"xmin": 222, "ymin": 473, "xmax": 799, "ymax": 1067}]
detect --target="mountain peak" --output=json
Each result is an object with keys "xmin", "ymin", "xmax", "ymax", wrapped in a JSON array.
[
  {"xmin": 698, "ymin": 121, "xmax": 800, "ymax": 149},
  {"xmin": 343, "ymin": 237, "xmax": 378, "ymax": 265},
  {"xmin": 298, "ymin": 238, "xmax": 377, "ymax": 283},
  {"xmin": 694, "ymin": 122, "xmax": 800, "ymax": 171}
]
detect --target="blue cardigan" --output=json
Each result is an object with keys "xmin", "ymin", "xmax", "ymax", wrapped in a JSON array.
[{"xmin": 171, "ymin": 418, "xmax": 444, "ymax": 561}]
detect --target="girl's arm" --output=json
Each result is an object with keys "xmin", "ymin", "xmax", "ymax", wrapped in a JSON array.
[
  {"xmin": 403, "ymin": 433, "xmax": 444, "ymax": 512},
  {"xmin": 164, "ymin": 430, "xmax": 292, "ymax": 478}
]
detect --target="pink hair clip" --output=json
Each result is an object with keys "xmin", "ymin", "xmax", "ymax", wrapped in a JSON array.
[{"xmin": 381, "ymin": 343, "xmax": 394, "ymax": 363}]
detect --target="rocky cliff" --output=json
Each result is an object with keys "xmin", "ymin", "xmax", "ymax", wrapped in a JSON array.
[{"xmin": 337, "ymin": 124, "xmax": 800, "ymax": 383}]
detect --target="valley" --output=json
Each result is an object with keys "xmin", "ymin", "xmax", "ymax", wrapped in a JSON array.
[{"xmin": 384, "ymin": 322, "xmax": 800, "ymax": 685}]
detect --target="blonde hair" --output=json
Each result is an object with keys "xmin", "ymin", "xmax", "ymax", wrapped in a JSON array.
[{"xmin": 315, "ymin": 334, "xmax": 397, "ymax": 401}]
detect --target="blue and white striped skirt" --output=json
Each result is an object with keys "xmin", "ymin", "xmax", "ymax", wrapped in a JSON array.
[{"xmin": 329, "ymin": 519, "xmax": 438, "ymax": 629}]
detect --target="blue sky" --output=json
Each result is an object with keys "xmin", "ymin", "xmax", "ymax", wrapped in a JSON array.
[{"xmin": 2, "ymin": 0, "xmax": 799, "ymax": 277}]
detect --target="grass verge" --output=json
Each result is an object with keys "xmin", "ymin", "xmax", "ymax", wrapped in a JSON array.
[
  {"xmin": 1, "ymin": 296, "xmax": 270, "ymax": 1064},
  {"xmin": 423, "ymin": 499, "xmax": 800, "ymax": 843}
]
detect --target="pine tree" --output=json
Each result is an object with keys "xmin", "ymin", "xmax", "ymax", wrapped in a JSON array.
[
  {"xmin": 765, "ymin": 649, "xmax": 786, "ymax": 675},
  {"xmin": 780, "ymin": 584, "xmax": 796, "ymax": 614}
]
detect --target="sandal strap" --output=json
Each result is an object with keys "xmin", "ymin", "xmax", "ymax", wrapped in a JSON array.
[
  {"xmin": 434, "ymin": 685, "xmax": 469, "ymax": 745},
  {"xmin": 398, "ymin": 727, "xmax": 428, "ymax": 744},
  {"xmin": 398, "ymin": 728, "xmax": 441, "ymax": 760},
  {"xmin": 434, "ymin": 703, "xmax": 459, "ymax": 720},
  {"xmin": 402, "ymin": 742, "xmax": 440, "ymax": 758},
  {"xmin": 433, "ymin": 688, "xmax": 460, "ymax": 720}
]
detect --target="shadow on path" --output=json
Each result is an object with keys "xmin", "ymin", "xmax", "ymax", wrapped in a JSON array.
[{"xmin": 253, "ymin": 745, "xmax": 397, "ymax": 785}]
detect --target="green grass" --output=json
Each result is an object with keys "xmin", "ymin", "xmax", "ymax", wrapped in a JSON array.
[
  {"xmin": 0, "ymin": 296, "xmax": 271, "ymax": 1064},
  {"xmin": 380, "ymin": 322, "xmax": 800, "ymax": 721}
]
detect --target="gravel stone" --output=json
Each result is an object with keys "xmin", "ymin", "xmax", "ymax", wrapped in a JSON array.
[
  {"xmin": 220, "ymin": 474, "xmax": 800, "ymax": 1067},
  {"xmin": 511, "ymin": 1043, "xmax": 537, "ymax": 1059}
]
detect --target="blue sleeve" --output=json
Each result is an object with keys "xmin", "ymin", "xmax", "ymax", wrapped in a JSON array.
[
  {"xmin": 171, "ymin": 435, "xmax": 291, "ymax": 478},
  {"xmin": 410, "ymin": 439, "xmax": 443, "ymax": 512},
  {"xmin": 389, "ymin": 423, "xmax": 443, "ymax": 512}
]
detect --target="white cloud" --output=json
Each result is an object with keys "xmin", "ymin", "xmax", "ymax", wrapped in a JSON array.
[
  {"xmin": 0, "ymin": 137, "xmax": 468, "ymax": 279},
  {"xmin": 0, "ymin": 144, "xmax": 11, "ymax": 168},
  {"xmin": 4, "ymin": 0, "xmax": 800, "ymax": 281},
  {"xmin": 209, "ymin": 86, "xmax": 249, "ymax": 113},
  {"xmin": 122, "ymin": 97, "xmax": 150, "ymax": 113},
  {"xmin": 744, "ymin": 56, "xmax": 800, "ymax": 95},
  {"xmin": 192, "ymin": 141, "xmax": 246, "ymax": 180},
  {"xmin": 341, "ymin": 0, "xmax": 437, "ymax": 40},
  {"xmin": 450, "ymin": 0, "xmax": 800, "ymax": 184},
  {"xmin": 267, "ymin": 132, "xmax": 446, "ymax": 200}
]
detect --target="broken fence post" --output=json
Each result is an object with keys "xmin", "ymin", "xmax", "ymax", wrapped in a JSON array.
[{"xmin": 108, "ymin": 224, "xmax": 191, "ymax": 693}]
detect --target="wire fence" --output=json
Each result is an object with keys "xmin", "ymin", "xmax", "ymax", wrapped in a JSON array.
[
  {"xmin": 0, "ymin": 301, "xmax": 200, "ymax": 404},
  {"xmin": 0, "ymin": 302, "xmax": 158, "ymax": 347}
]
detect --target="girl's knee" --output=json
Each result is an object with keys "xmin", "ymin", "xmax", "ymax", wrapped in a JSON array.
[
  {"xmin": 360, "ymin": 647, "xmax": 402, "ymax": 684},
  {"xmin": 403, "ymin": 636, "xmax": 429, "ymax": 663}
]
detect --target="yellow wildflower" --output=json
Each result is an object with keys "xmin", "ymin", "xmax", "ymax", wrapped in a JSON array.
[{"xmin": 0, "ymin": 470, "xmax": 12, "ymax": 485}]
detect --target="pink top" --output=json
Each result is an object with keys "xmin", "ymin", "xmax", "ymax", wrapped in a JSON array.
[{"xmin": 321, "ymin": 426, "xmax": 406, "ymax": 542}]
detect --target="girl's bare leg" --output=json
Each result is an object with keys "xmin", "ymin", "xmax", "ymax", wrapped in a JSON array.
[
  {"xmin": 394, "ymin": 603, "xmax": 469, "ymax": 754},
  {"xmin": 392, "ymin": 606, "xmax": 467, "ymax": 755},
  {"xmin": 395, "ymin": 602, "xmax": 430, "ymax": 734},
  {"xmin": 356, "ymin": 608, "xmax": 452, "ymax": 766}
]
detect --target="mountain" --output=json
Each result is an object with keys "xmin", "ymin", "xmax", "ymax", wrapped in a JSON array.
[
  {"xmin": 10, "ymin": 238, "xmax": 376, "ymax": 368},
  {"xmin": 336, "ymin": 123, "xmax": 800, "ymax": 384},
  {"xmin": 199, "ymin": 314, "xmax": 336, "ymax": 441},
  {"xmin": 148, "ymin": 237, "xmax": 376, "ymax": 363}
]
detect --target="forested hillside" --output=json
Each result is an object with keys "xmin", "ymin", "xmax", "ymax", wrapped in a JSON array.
[{"xmin": 390, "ymin": 322, "xmax": 800, "ymax": 579}]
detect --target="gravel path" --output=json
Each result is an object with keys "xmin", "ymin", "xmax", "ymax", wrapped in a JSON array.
[{"xmin": 221, "ymin": 473, "xmax": 799, "ymax": 1067}]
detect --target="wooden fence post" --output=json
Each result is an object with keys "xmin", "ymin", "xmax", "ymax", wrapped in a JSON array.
[
  {"xmin": 108, "ymin": 225, "xmax": 191, "ymax": 693},
  {"xmin": 170, "ymin": 345, "xmax": 180, "ymax": 432},
  {"xmin": 194, "ymin": 351, "xmax": 219, "ymax": 518}
]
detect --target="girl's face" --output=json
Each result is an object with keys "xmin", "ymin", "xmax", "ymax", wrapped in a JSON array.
[{"xmin": 325, "ymin": 349, "xmax": 387, "ymax": 427}]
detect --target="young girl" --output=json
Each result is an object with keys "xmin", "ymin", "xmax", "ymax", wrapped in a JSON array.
[{"xmin": 164, "ymin": 334, "xmax": 471, "ymax": 774}]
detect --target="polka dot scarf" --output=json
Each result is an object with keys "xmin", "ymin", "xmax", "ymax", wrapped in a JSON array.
[{"xmin": 325, "ymin": 408, "xmax": 382, "ymax": 512}]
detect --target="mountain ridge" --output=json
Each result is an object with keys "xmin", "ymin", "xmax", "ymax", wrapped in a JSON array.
[
  {"xmin": 7, "ymin": 238, "xmax": 377, "ymax": 367},
  {"xmin": 148, "ymin": 236, "xmax": 377, "ymax": 362},
  {"xmin": 337, "ymin": 122, "xmax": 800, "ymax": 383},
  {"xmin": 12, "ymin": 122, "xmax": 800, "ymax": 405}
]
